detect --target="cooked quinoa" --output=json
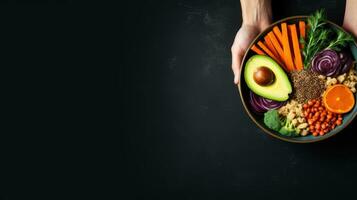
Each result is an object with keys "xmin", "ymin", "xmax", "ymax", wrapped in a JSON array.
[{"xmin": 289, "ymin": 69, "xmax": 325, "ymax": 103}]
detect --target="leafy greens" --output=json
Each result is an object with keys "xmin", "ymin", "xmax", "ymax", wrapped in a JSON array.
[{"xmin": 301, "ymin": 9, "xmax": 354, "ymax": 68}]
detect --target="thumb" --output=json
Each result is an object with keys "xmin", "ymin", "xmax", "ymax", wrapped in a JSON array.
[{"xmin": 231, "ymin": 47, "xmax": 245, "ymax": 84}]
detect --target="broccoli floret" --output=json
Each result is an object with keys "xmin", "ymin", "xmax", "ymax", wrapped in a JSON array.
[
  {"xmin": 264, "ymin": 110, "xmax": 299, "ymax": 137},
  {"xmin": 264, "ymin": 110, "xmax": 282, "ymax": 131},
  {"xmin": 278, "ymin": 112, "xmax": 298, "ymax": 137}
]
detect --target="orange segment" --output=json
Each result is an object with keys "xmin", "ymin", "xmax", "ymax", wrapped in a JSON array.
[{"xmin": 323, "ymin": 84, "xmax": 355, "ymax": 114}]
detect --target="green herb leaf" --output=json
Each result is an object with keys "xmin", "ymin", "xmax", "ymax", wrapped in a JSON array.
[{"xmin": 302, "ymin": 9, "xmax": 355, "ymax": 69}]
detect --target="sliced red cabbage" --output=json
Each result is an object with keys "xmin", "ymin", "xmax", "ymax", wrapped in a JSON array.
[
  {"xmin": 311, "ymin": 49, "xmax": 341, "ymax": 77},
  {"xmin": 339, "ymin": 50, "xmax": 353, "ymax": 74},
  {"xmin": 249, "ymin": 91, "xmax": 285, "ymax": 113}
]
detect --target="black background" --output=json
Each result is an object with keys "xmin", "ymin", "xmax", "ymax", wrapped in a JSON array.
[
  {"xmin": 2, "ymin": 0, "xmax": 357, "ymax": 199},
  {"xmin": 122, "ymin": 0, "xmax": 357, "ymax": 199}
]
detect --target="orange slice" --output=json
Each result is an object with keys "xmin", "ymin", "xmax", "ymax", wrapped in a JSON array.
[{"xmin": 323, "ymin": 84, "xmax": 355, "ymax": 114}]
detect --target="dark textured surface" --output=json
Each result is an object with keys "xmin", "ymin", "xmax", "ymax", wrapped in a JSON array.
[
  {"xmin": 0, "ymin": 0, "xmax": 354, "ymax": 199},
  {"xmin": 121, "ymin": 0, "xmax": 357, "ymax": 199},
  {"xmin": 122, "ymin": 0, "xmax": 357, "ymax": 199}
]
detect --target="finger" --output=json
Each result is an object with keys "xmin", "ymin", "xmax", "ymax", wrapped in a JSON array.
[{"xmin": 231, "ymin": 47, "xmax": 245, "ymax": 84}]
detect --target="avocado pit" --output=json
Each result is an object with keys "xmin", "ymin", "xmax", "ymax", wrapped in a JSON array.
[{"xmin": 253, "ymin": 66, "xmax": 275, "ymax": 86}]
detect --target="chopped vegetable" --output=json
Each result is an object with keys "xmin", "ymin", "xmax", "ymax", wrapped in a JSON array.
[
  {"xmin": 289, "ymin": 24, "xmax": 303, "ymax": 70},
  {"xmin": 278, "ymin": 100, "xmax": 309, "ymax": 136},
  {"xmin": 251, "ymin": 44, "xmax": 265, "ymax": 55},
  {"xmin": 299, "ymin": 21, "xmax": 306, "ymax": 41},
  {"xmin": 251, "ymin": 22, "xmax": 305, "ymax": 72},
  {"xmin": 311, "ymin": 49, "xmax": 354, "ymax": 77},
  {"xmin": 273, "ymin": 26, "xmax": 283, "ymax": 45},
  {"xmin": 267, "ymin": 32, "xmax": 284, "ymax": 60},
  {"xmin": 311, "ymin": 49, "xmax": 341, "ymax": 76},
  {"xmin": 338, "ymin": 50, "xmax": 354, "ymax": 74},
  {"xmin": 264, "ymin": 109, "xmax": 300, "ymax": 136},
  {"xmin": 264, "ymin": 35, "xmax": 280, "ymax": 60},
  {"xmin": 250, "ymin": 91, "xmax": 285, "ymax": 113},
  {"xmin": 301, "ymin": 9, "xmax": 354, "ymax": 68},
  {"xmin": 299, "ymin": 21, "xmax": 306, "ymax": 49},
  {"xmin": 263, "ymin": 109, "xmax": 282, "ymax": 131},
  {"xmin": 281, "ymin": 23, "xmax": 295, "ymax": 71},
  {"xmin": 257, "ymin": 41, "xmax": 283, "ymax": 67},
  {"xmin": 278, "ymin": 112, "xmax": 298, "ymax": 136}
]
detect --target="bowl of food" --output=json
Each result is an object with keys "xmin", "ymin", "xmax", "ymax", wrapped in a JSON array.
[{"xmin": 239, "ymin": 10, "xmax": 357, "ymax": 143}]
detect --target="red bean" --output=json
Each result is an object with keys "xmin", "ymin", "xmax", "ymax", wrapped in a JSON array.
[{"xmin": 319, "ymin": 130, "xmax": 324, "ymax": 136}]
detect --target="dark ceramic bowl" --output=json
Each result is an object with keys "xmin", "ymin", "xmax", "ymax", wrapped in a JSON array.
[{"xmin": 238, "ymin": 16, "xmax": 357, "ymax": 143}]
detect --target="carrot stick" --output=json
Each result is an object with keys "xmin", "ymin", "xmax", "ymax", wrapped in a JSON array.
[
  {"xmin": 273, "ymin": 26, "xmax": 283, "ymax": 45},
  {"xmin": 299, "ymin": 21, "xmax": 306, "ymax": 49},
  {"xmin": 264, "ymin": 35, "xmax": 280, "ymax": 61},
  {"xmin": 267, "ymin": 32, "xmax": 284, "ymax": 60},
  {"xmin": 281, "ymin": 23, "xmax": 295, "ymax": 71},
  {"xmin": 251, "ymin": 44, "xmax": 265, "ymax": 55},
  {"xmin": 289, "ymin": 24, "xmax": 303, "ymax": 70},
  {"xmin": 257, "ymin": 41, "xmax": 286, "ymax": 70},
  {"xmin": 299, "ymin": 21, "xmax": 306, "ymax": 39},
  {"xmin": 267, "ymin": 32, "xmax": 289, "ymax": 69}
]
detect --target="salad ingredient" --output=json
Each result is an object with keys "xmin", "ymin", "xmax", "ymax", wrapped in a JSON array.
[
  {"xmin": 303, "ymin": 99, "xmax": 341, "ymax": 136},
  {"xmin": 344, "ymin": 68, "xmax": 357, "ymax": 93},
  {"xmin": 257, "ymin": 41, "xmax": 283, "ymax": 67},
  {"xmin": 325, "ymin": 76, "xmax": 338, "ymax": 87},
  {"xmin": 282, "ymin": 23, "xmax": 295, "ymax": 71},
  {"xmin": 325, "ymin": 28, "xmax": 355, "ymax": 51},
  {"xmin": 302, "ymin": 10, "xmax": 354, "ymax": 68},
  {"xmin": 311, "ymin": 49, "xmax": 341, "ymax": 77},
  {"xmin": 279, "ymin": 112, "xmax": 299, "ymax": 136},
  {"xmin": 337, "ymin": 74, "xmax": 347, "ymax": 83},
  {"xmin": 290, "ymin": 69, "xmax": 325, "ymax": 103},
  {"xmin": 278, "ymin": 100, "xmax": 303, "ymax": 117},
  {"xmin": 252, "ymin": 22, "xmax": 305, "ymax": 72},
  {"xmin": 253, "ymin": 67, "xmax": 275, "ymax": 86},
  {"xmin": 251, "ymin": 44, "xmax": 265, "ymax": 55},
  {"xmin": 299, "ymin": 21, "xmax": 306, "ymax": 48},
  {"xmin": 302, "ymin": 10, "xmax": 329, "ymax": 68},
  {"xmin": 250, "ymin": 91, "xmax": 285, "ymax": 113},
  {"xmin": 264, "ymin": 109, "xmax": 282, "ymax": 131},
  {"xmin": 273, "ymin": 26, "xmax": 283, "ymax": 42},
  {"xmin": 289, "ymin": 24, "xmax": 303, "ymax": 70},
  {"xmin": 268, "ymin": 32, "xmax": 284, "ymax": 60},
  {"xmin": 263, "ymin": 109, "xmax": 300, "ymax": 136},
  {"xmin": 278, "ymin": 100, "xmax": 309, "ymax": 135},
  {"xmin": 319, "ymin": 67, "xmax": 357, "ymax": 93},
  {"xmin": 323, "ymin": 84, "xmax": 355, "ymax": 114},
  {"xmin": 264, "ymin": 35, "xmax": 280, "ymax": 60},
  {"xmin": 339, "ymin": 50, "xmax": 353, "ymax": 74},
  {"xmin": 244, "ymin": 55, "xmax": 292, "ymax": 101}
]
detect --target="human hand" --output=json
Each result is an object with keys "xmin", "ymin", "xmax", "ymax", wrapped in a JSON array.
[
  {"xmin": 231, "ymin": 25, "xmax": 261, "ymax": 84},
  {"xmin": 343, "ymin": 0, "xmax": 357, "ymax": 38},
  {"xmin": 231, "ymin": 0, "xmax": 272, "ymax": 84}
]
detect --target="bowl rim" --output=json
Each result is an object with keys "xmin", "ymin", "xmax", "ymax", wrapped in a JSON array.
[{"xmin": 238, "ymin": 15, "xmax": 357, "ymax": 143}]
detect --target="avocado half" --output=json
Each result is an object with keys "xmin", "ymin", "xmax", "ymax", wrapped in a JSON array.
[{"xmin": 244, "ymin": 55, "xmax": 292, "ymax": 101}]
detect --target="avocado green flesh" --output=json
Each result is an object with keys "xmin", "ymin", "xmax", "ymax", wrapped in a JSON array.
[{"xmin": 244, "ymin": 55, "xmax": 292, "ymax": 101}]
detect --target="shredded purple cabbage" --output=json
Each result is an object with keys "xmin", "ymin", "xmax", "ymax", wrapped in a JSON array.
[
  {"xmin": 311, "ymin": 49, "xmax": 354, "ymax": 76},
  {"xmin": 311, "ymin": 49, "xmax": 341, "ymax": 77},
  {"xmin": 249, "ymin": 91, "xmax": 285, "ymax": 113}
]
